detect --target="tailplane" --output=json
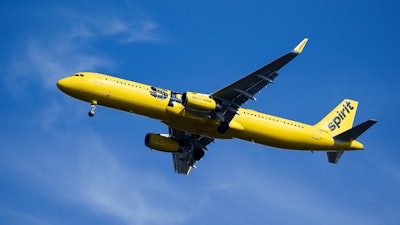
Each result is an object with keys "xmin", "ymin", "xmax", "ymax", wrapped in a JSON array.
[
  {"xmin": 327, "ymin": 120, "xmax": 377, "ymax": 164},
  {"xmin": 334, "ymin": 119, "xmax": 377, "ymax": 141},
  {"xmin": 315, "ymin": 99, "xmax": 377, "ymax": 164}
]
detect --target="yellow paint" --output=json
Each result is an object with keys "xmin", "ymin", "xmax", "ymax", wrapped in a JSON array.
[
  {"xmin": 57, "ymin": 72, "xmax": 366, "ymax": 152},
  {"xmin": 293, "ymin": 38, "xmax": 309, "ymax": 53},
  {"xmin": 145, "ymin": 133, "xmax": 179, "ymax": 152}
]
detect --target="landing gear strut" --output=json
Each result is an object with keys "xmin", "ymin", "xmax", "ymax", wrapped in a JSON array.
[
  {"xmin": 217, "ymin": 121, "xmax": 229, "ymax": 134},
  {"xmin": 88, "ymin": 102, "xmax": 97, "ymax": 117}
]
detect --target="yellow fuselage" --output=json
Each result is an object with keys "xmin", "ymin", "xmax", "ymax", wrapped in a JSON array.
[{"xmin": 57, "ymin": 72, "xmax": 363, "ymax": 151}]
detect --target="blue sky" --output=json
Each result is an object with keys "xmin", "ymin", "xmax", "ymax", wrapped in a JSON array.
[{"xmin": 1, "ymin": 1, "xmax": 399, "ymax": 224}]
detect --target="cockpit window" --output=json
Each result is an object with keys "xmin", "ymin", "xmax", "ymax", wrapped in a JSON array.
[{"xmin": 73, "ymin": 73, "xmax": 85, "ymax": 77}]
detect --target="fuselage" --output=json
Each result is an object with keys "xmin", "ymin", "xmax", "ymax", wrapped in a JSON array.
[{"xmin": 57, "ymin": 72, "xmax": 363, "ymax": 151}]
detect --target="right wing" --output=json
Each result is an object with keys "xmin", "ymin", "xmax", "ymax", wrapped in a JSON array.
[
  {"xmin": 211, "ymin": 38, "xmax": 308, "ymax": 130},
  {"xmin": 169, "ymin": 128, "xmax": 214, "ymax": 175}
]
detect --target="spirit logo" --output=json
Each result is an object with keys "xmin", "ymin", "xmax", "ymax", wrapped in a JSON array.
[{"xmin": 328, "ymin": 101, "xmax": 354, "ymax": 131}]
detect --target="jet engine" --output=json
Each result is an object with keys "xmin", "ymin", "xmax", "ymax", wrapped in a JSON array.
[
  {"xmin": 145, "ymin": 133, "xmax": 180, "ymax": 152},
  {"xmin": 182, "ymin": 92, "xmax": 219, "ymax": 111}
]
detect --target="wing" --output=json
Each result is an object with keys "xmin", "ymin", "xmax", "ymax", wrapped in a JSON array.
[
  {"xmin": 169, "ymin": 128, "xmax": 214, "ymax": 175},
  {"xmin": 211, "ymin": 38, "xmax": 308, "ymax": 127}
]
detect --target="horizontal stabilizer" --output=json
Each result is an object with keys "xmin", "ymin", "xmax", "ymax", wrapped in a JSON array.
[
  {"xmin": 334, "ymin": 119, "xmax": 377, "ymax": 141},
  {"xmin": 327, "ymin": 151, "xmax": 344, "ymax": 164}
]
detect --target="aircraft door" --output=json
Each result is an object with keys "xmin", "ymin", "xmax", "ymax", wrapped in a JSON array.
[{"xmin": 312, "ymin": 128, "xmax": 321, "ymax": 140}]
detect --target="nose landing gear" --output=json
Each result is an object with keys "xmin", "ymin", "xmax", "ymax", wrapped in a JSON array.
[{"xmin": 88, "ymin": 100, "xmax": 97, "ymax": 117}]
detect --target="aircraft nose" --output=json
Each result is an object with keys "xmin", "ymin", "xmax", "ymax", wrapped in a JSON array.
[
  {"xmin": 57, "ymin": 77, "xmax": 72, "ymax": 93},
  {"xmin": 57, "ymin": 78, "xmax": 66, "ymax": 90}
]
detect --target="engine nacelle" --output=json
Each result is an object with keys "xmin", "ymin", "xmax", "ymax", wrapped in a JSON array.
[
  {"xmin": 144, "ymin": 133, "xmax": 179, "ymax": 152},
  {"xmin": 182, "ymin": 92, "xmax": 218, "ymax": 111}
]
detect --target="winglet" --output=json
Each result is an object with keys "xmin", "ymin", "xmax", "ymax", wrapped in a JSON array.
[{"xmin": 293, "ymin": 38, "xmax": 309, "ymax": 53}]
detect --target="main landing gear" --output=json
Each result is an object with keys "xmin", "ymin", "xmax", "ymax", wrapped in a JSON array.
[
  {"xmin": 193, "ymin": 149, "xmax": 205, "ymax": 161},
  {"xmin": 217, "ymin": 121, "xmax": 229, "ymax": 134},
  {"xmin": 88, "ymin": 101, "xmax": 97, "ymax": 117}
]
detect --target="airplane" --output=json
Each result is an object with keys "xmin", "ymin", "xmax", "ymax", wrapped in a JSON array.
[{"xmin": 57, "ymin": 38, "xmax": 377, "ymax": 175}]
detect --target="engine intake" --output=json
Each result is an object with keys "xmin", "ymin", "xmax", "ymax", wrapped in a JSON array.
[
  {"xmin": 145, "ymin": 133, "xmax": 180, "ymax": 152},
  {"xmin": 182, "ymin": 92, "xmax": 218, "ymax": 111}
]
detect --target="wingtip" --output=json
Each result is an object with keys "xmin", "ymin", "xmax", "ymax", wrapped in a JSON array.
[{"xmin": 293, "ymin": 38, "xmax": 309, "ymax": 53}]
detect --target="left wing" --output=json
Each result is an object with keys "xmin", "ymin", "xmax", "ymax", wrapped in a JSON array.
[
  {"xmin": 169, "ymin": 128, "xmax": 214, "ymax": 175},
  {"xmin": 211, "ymin": 38, "xmax": 308, "ymax": 132}
]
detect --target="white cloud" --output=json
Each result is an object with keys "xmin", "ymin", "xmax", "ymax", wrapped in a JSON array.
[
  {"xmin": 2, "ymin": 116, "xmax": 395, "ymax": 225},
  {"xmin": 72, "ymin": 140, "xmax": 190, "ymax": 225},
  {"xmin": 199, "ymin": 152, "xmax": 380, "ymax": 225},
  {"xmin": 4, "ymin": 5, "xmax": 162, "ymax": 95},
  {"xmin": 1, "ymin": 6, "xmax": 179, "ymax": 224},
  {"xmin": 122, "ymin": 20, "xmax": 160, "ymax": 43},
  {"xmin": 6, "ymin": 134, "xmax": 191, "ymax": 225},
  {"xmin": 62, "ymin": 10, "xmax": 162, "ymax": 44},
  {"xmin": 68, "ymin": 15, "xmax": 161, "ymax": 44}
]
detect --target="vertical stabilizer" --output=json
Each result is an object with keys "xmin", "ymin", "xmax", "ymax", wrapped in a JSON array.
[{"xmin": 314, "ymin": 99, "xmax": 358, "ymax": 135}]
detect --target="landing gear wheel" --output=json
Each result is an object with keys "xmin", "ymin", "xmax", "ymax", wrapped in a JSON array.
[
  {"xmin": 88, "ymin": 103, "xmax": 96, "ymax": 117},
  {"xmin": 217, "ymin": 122, "xmax": 229, "ymax": 134},
  {"xmin": 88, "ymin": 110, "xmax": 95, "ymax": 117},
  {"xmin": 193, "ymin": 149, "xmax": 205, "ymax": 161}
]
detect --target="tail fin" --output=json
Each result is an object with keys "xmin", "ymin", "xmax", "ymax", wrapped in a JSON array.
[
  {"xmin": 314, "ymin": 99, "xmax": 358, "ymax": 135},
  {"xmin": 315, "ymin": 99, "xmax": 377, "ymax": 164}
]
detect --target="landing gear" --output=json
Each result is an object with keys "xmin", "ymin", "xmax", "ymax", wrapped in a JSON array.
[
  {"xmin": 217, "ymin": 121, "xmax": 229, "ymax": 134},
  {"xmin": 88, "ymin": 102, "xmax": 96, "ymax": 117},
  {"xmin": 193, "ymin": 149, "xmax": 205, "ymax": 161}
]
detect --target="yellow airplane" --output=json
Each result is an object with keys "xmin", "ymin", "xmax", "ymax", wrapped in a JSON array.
[{"xmin": 57, "ymin": 38, "xmax": 377, "ymax": 174}]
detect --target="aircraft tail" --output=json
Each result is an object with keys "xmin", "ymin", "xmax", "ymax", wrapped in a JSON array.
[
  {"xmin": 315, "ymin": 99, "xmax": 377, "ymax": 164},
  {"xmin": 314, "ymin": 99, "xmax": 358, "ymax": 135},
  {"xmin": 326, "ymin": 119, "xmax": 377, "ymax": 163}
]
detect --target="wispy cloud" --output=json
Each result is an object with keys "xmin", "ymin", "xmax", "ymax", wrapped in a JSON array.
[
  {"xmin": 4, "ymin": 4, "xmax": 162, "ymax": 95},
  {"xmin": 68, "ymin": 14, "xmax": 161, "ymax": 44},
  {"xmin": 200, "ymin": 153, "xmax": 380, "ymax": 225},
  {"xmin": 2, "ymin": 131, "xmax": 389, "ymax": 225},
  {"xmin": 71, "ymin": 139, "xmax": 190, "ymax": 225},
  {"xmin": 5, "ymin": 133, "xmax": 191, "ymax": 225}
]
